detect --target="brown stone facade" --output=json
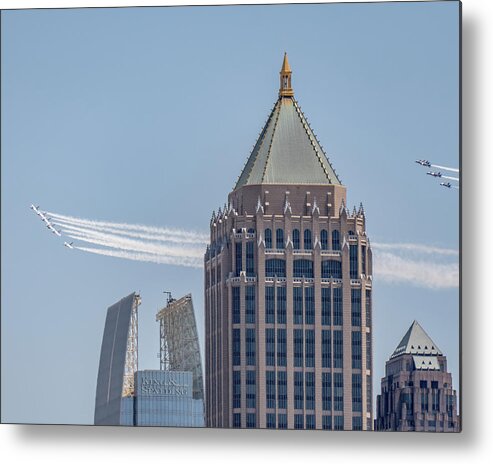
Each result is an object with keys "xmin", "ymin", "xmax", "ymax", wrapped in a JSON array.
[{"xmin": 205, "ymin": 183, "xmax": 373, "ymax": 430}]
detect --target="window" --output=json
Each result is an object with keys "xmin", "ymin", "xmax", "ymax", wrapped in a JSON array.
[
  {"xmin": 321, "ymin": 260, "xmax": 342, "ymax": 279},
  {"xmin": 293, "ymin": 329, "xmax": 303, "ymax": 367},
  {"xmin": 246, "ymin": 328, "xmax": 256, "ymax": 366},
  {"xmin": 305, "ymin": 329, "xmax": 315, "ymax": 367},
  {"xmin": 352, "ymin": 374, "xmax": 362, "ymax": 412},
  {"xmin": 366, "ymin": 335, "xmax": 372, "ymax": 370},
  {"xmin": 276, "ymin": 228, "xmax": 284, "ymax": 249},
  {"xmin": 232, "ymin": 287, "xmax": 241, "ymax": 324},
  {"xmin": 332, "ymin": 230, "xmax": 340, "ymax": 251},
  {"xmin": 278, "ymin": 371, "xmax": 287, "ymax": 409},
  {"xmin": 246, "ymin": 241, "xmax": 255, "ymax": 277},
  {"xmin": 265, "ymin": 259, "xmax": 286, "ymax": 277},
  {"xmin": 294, "ymin": 414, "xmax": 304, "ymax": 430},
  {"xmin": 278, "ymin": 413, "xmax": 287, "ymax": 429},
  {"xmin": 247, "ymin": 228, "xmax": 255, "ymax": 234},
  {"xmin": 235, "ymin": 242, "xmax": 242, "ymax": 277},
  {"xmin": 293, "ymin": 287, "xmax": 303, "ymax": 324},
  {"xmin": 361, "ymin": 245, "xmax": 366, "ymax": 275},
  {"xmin": 294, "ymin": 372, "xmax": 304, "ymax": 410},
  {"xmin": 277, "ymin": 286, "xmax": 286, "ymax": 324},
  {"xmin": 266, "ymin": 413, "xmax": 276, "ymax": 429},
  {"xmin": 320, "ymin": 229, "xmax": 328, "ymax": 250},
  {"xmin": 306, "ymin": 415, "xmax": 315, "ymax": 430},
  {"xmin": 352, "ymin": 331, "xmax": 362, "ymax": 369},
  {"xmin": 432, "ymin": 389, "xmax": 440, "ymax": 412},
  {"xmin": 265, "ymin": 329, "xmax": 275, "ymax": 366},
  {"xmin": 322, "ymin": 415, "xmax": 332, "ymax": 430},
  {"xmin": 322, "ymin": 287, "xmax": 331, "ymax": 325},
  {"xmin": 265, "ymin": 228, "xmax": 272, "ymax": 249},
  {"xmin": 293, "ymin": 229, "xmax": 300, "ymax": 249},
  {"xmin": 277, "ymin": 329, "xmax": 286, "ymax": 366},
  {"xmin": 233, "ymin": 413, "xmax": 241, "ymax": 428},
  {"xmin": 233, "ymin": 329, "xmax": 241, "ymax": 366},
  {"xmin": 420, "ymin": 380, "xmax": 428, "ymax": 389},
  {"xmin": 334, "ymin": 373, "xmax": 344, "ymax": 411},
  {"xmin": 333, "ymin": 287, "xmax": 343, "ymax": 325},
  {"xmin": 351, "ymin": 289, "xmax": 361, "ymax": 326},
  {"xmin": 350, "ymin": 244, "xmax": 358, "ymax": 279},
  {"xmin": 305, "ymin": 287, "xmax": 315, "ymax": 324},
  {"xmin": 304, "ymin": 229, "xmax": 312, "ymax": 249},
  {"xmin": 322, "ymin": 330, "xmax": 331, "ymax": 368},
  {"xmin": 421, "ymin": 392, "xmax": 429, "ymax": 412},
  {"xmin": 293, "ymin": 259, "xmax": 314, "ymax": 278},
  {"xmin": 245, "ymin": 286, "xmax": 256, "ymax": 324},
  {"xmin": 447, "ymin": 395, "xmax": 454, "ymax": 417},
  {"xmin": 322, "ymin": 373, "xmax": 332, "ymax": 411},
  {"xmin": 305, "ymin": 372, "xmax": 315, "ymax": 410},
  {"xmin": 246, "ymin": 370, "xmax": 256, "ymax": 409},
  {"xmin": 333, "ymin": 330, "xmax": 343, "ymax": 368},
  {"xmin": 352, "ymin": 416, "xmax": 362, "ymax": 431},
  {"xmin": 431, "ymin": 381, "xmax": 439, "ymax": 389},
  {"xmin": 365, "ymin": 290, "xmax": 371, "ymax": 327},
  {"xmin": 266, "ymin": 371, "xmax": 276, "ymax": 409},
  {"xmin": 265, "ymin": 287, "xmax": 275, "ymax": 323},
  {"xmin": 334, "ymin": 415, "xmax": 344, "ymax": 431},
  {"xmin": 233, "ymin": 371, "xmax": 241, "ymax": 408},
  {"xmin": 246, "ymin": 413, "xmax": 256, "ymax": 428}
]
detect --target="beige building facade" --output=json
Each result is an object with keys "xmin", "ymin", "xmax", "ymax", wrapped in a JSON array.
[{"xmin": 205, "ymin": 55, "xmax": 373, "ymax": 430}]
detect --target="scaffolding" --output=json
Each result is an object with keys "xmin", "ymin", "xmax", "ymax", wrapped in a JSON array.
[{"xmin": 122, "ymin": 293, "xmax": 141, "ymax": 397}]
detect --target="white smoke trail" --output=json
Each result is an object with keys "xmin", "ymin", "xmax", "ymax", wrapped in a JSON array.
[
  {"xmin": 46, "ymin": 212, "xmax": 209, "ymax": 243},
  {"xmin": 430, "ymin": 164, "xmax": 459, "ymax": 173},
  {"xmin": 372, "ymin": 242, "xmax": 458, "ymax": 256},
  {"xmin": 76, "ymin": 246, "xmax": 203, "ymax": 268},
  {"xmin": 442, "ymin": 176, "xmax": 459, "ymax": 182}
]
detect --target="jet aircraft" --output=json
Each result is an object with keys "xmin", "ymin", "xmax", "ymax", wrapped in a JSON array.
[
  {"xmin": 415, "ymin": 160, "xmax": 431, "ymax": 167},
  {"xmin": 64, "ymin": 241, "xmax": 74, "ymax": 249},
  {"xmin": 427, "ymin": 171, "xmax": 442, "ymax": 178}
]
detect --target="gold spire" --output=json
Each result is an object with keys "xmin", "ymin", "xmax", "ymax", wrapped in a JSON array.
[{"xmin": 279, "ymin": 52, "xmax": 294, "ymax": 97}]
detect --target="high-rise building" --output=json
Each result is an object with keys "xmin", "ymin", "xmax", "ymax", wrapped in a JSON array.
[
  {"xmin": 375, "ymin": 320, "xmax": 460, "ymax": 432},
  {"xmin": 95, "ymin": 292, "xmax": 204, "ymax": 427},
  {"xmin": 205, "ymin": 54, "xmax": 373, "ymax": 430}
]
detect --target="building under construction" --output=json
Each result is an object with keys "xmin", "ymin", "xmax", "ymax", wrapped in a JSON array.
[{"xmin": 94, "ymin": 292, "xmax": 204, "ymax": 427}]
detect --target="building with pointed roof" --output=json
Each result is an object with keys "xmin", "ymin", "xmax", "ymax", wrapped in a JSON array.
[
  {"xmin": 205, "ymin": 54, "xmax": 373, "ymax": 430},
  {"xmin": 375, "ymin": 321, "xmax": 460, "ymax": 432}
]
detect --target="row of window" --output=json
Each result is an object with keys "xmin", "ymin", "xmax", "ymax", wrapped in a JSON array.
[{"xmin": 263, "ymin": 228, "xmax": 343, "ymax": 251}]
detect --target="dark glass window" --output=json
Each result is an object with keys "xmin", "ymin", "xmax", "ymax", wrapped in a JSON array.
[
  {"xmin": 352, "ymin": 416, "xmax": 362, "ymax": 431},
  {"xmin": 277, "ymin": 329, "xmax": 286, "ymax": 366},
  {"xmin": 278, "ymin": 371, "xmax": 287, "ymax": 409},
  {"xmin": 431, "ymin": 381, "xmax": 439, "ymax": 389},
  {"xmin": 293, "ymin": 229, "xmax": 300, "ymax": 249},
  {"xmin": 333, "ymin": 287, "xmax": 343, "ymax": 325},
  {"xmin": 276, "ymin": 228, "xmax": 284, "ymax": 249},
  {"xmin": 334, "ymin": 373, "xmax": 344, "ymax": 411},
  {"xmin": 365, "ymin": 290, "xmax": 372, "ymax": 327},
  {"xmin": 266, "ymin": 413, "xmax": 276, "ymax": 429},
  {"xmin": 247, "ymin": 228, "xmax": 255, "ymax": 234},
  {"xmin": 351, "ymin": 289, "xmax": 361, "ymax": 326},
  {"xmin": 246, "ymin": 241, "xmax": 255, "ymax": 277},
  {"xmin": 305, "ymin": 329, "xmax": 315, "ymax": 368},
  {"xmin": 332, "ymin": 230, "xmax": 340, "ymax": 251},
  {"xmin": 293, "ymin": 259, "xmax": 314, "ymax": 278},
  {"xmin": 294, "ymin": 414, "xmax": 304, "ymax": 430},
  {"xmin": 420, "ymin": 380, "xmax": 428, "ymax": 389},
  {"xmin": 246, "ymin": 370, "xmax": 256, "ymax": 409},
  {"xmin": 265, "ymin": 329, "xmax": 275, "ymax": 366},
  {"xmin": 366, "ymin": 336, "xmax": 372, "ymax": 370},
  {"xmin": 266, "ymin": 371, "xmax": 276, "ymax": 409},
  {"xmin": 367, "ymin": 376, "xmax": 372, "ymax": 413},
  {"xmin": 265, "ymin": 286, "xmax": 275, "ymax": 323},
  {"xmin": 352, "ymin": 374, "xmax": 362, "ymax": 412},
  {"xmin": 334, "ymin": 415, "xmax": 344, "ymax": 430},
  {"xmin": 245, "ymin": 286, "xmax": 256, "ymax": 324},
  {"xmin": 321, "ymin": 260, "xmax": 342, "ymax": 279},
  {"xmin": 233, "ymin": 370, "xmax": 241, "ymax": 408},
  {"xmin": 246, "ymin": 328, "xmax": 256, "ymax": 366},
  {"xmin": 232, "ymin": 287, "xmax": 241, "ymax": 324},
  {"xmin": 293, "ymin": 329, "xmax": 303, "ymax": 367},
  {"xmin": 432, "ymin": 389, "xmax": 440, "ymax": 411},
  {"xmin": 421, "ymin": 392, "xmax": 429, "ymax": 412},
  {"xmin": 277, "ymin": 286, "xmax": 286, "ymax": 324},
  {"xmin": 278, "ymin": 413, "xmax": 287, "ymax": 429},
  {"xmin": 361, "ymin": 245, "xmax": 366, "ymax": 275},
  {"xmin": 233, "ymin": 329, "xmax": 241, "ymax": 366},
  {"xmin": 322, "ymin": 330, "xmax": 331, "ymax": 368},
  {"xmin": 265, "ymin": 228, "xmax": 272, "ymax": 249},
  {"xmin": 350, "ymin": 244, "xmax": 358, "ymax": 279},
  {"xmin": 293, "ymin": 287, "xmax": 303, "ymax": 324},
  {"xmin": 333, "ymin": 330, "xmax": 343, "ymax": 368},
  {"xmin": 322, "ymin": 415, "xmax": 332, "ymax": 430},
  {"xmin": 294, "ymin": 372, "xmax": 304, "ymax": 410},
  {"xmin": 265, "ymin": 259, "xmax": 286, "ymax": 277},
  {"xmin": 235, "ymin": 242, "xmax": 242, "ymax": 277},
  {"xmin": 322, "ymin": 372, "xmax": 332, "ymax": 411},
  {"xmin": 305, "ymin": 287, "xmax": 315, "ymax": 324},
  {"xmin": 246, "ymin": 413, "xmax": 256, "ymax": 428},
  {"xmin": 306, "ymin": 414, "xmax": 315, "ymax": 430},
  {"xmin": 233, "ymin": 413, "xmax": 241, "ymax": 428},
  {"xmin": 305, "ymin": 372, "xmax": 315, "ymax": 410},
  {"xmin": 322, "ymin": 287, "xmax": 331, "ymax": 325},
  {"xmin": 304, "ymin": 229, "xmax": 312, "ymax": 250},
  {"xmin": 320, "ymin": 229, "xmax": 328, "ymax": 250}
]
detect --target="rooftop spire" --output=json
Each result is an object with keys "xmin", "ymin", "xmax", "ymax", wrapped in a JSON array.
[{"xmin": 279, "ymin": 52, "xmax": 294, "ymax": 97}]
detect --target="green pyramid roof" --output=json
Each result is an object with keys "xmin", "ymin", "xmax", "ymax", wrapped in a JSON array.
[{"xmin": 390, "ymin": 320, "xmax": 442, "ymax": 359}]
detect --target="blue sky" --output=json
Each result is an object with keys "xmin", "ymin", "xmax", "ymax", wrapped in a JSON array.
[{"xmin": 1, "ymin": 1, "xmax": 459, "ymax": 425}]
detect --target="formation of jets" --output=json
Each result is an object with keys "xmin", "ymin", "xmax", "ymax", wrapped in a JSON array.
[
  {"xmin": 415, "ymin": 159, "xmax": 431, "ymax": 167},
  {"xmin": 415, "ymin": 160, "xmax": 458, "ymax": 190},
  {"xmin": 30, "ymin": 204, "xmax": 71, "ymax": 245}
]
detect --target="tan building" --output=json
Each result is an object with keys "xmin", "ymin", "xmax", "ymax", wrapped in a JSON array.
[
  {"xmin": 205, "ymin": 54, "xmax": 373, "ymax": 430},
  {"xmin": 375, "ymin": 320, "xmax": 460, "ymax": 432}
]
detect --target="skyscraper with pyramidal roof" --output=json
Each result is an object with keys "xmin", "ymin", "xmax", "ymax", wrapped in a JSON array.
[{"xmin": 205, "ymin": 54, "xmax": 373, "ymax": 430}]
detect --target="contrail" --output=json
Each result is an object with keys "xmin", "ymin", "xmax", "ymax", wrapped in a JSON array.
[
  {"xmin": 46, "ymin": 212, "xmax": 209, "ymax": 243},
  {"xmin": 430, "ymin": 164, "xmax": 459, "ymax": 173},
  {"xmin": 442, "ymin": 175, "xmax": 459, "ymax": 182},
  {"xmin": 372, "ymin": 242, "xmax": 458, "ymax": 256},
  {"xmin": 76, "ymin": 246, "xmax": 203, "ymax": 268}
]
